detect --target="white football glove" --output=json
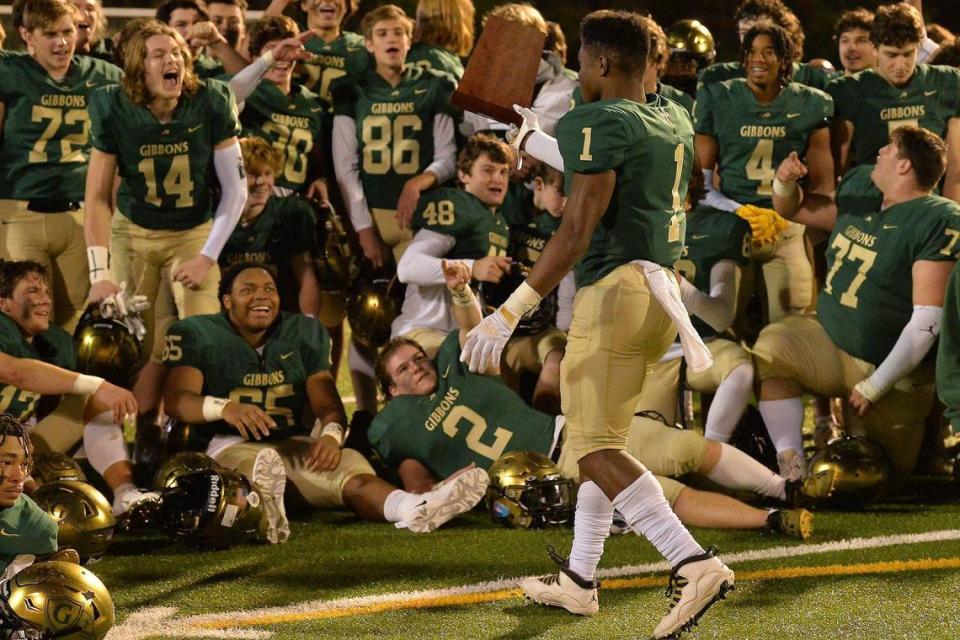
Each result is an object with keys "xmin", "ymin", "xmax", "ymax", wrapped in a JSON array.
[
  {"xmin": 461, "ymin": 308, "xmax": 518, "ymax": 373},
  {"xmin": 100, "ymin": 282, "xmax": 149, "ymax": 342},
  {"xmin": 505, "ymin": 104, "xmax": 540, "ymax": 167}
]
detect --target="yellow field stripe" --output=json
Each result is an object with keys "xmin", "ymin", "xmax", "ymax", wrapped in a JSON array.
[{"xmin": 193, "ymin": 556, "xmax": 960, "ymax": 630}]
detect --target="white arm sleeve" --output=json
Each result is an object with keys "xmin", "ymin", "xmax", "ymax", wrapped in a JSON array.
[
  {"xmin": 201, "ymin": 141, "xmax": 247, "ymax": 260},
  {"xmin": 524, "ymin": 130, "xmax": 564, "ymax": 172},
  {"xmin": 228, "ymin": 53, "xmax": 272, "ymax": 107},
  {"xmin": 556, "ymin": 271, "xmax": 576, "ymax": 332},
  {"xmin": 918, "ymin": 36, "xmax": 940, "ymax": 63},
  {"xmin": 332, "ymin": 114, "xmax": 373, "ymax": 231},
  {"xmin": 396, "ymin": 229, "xmax": 458, "ymax": 286},
  {"xmin": 678, "ymin": 260, "xmax": 739, "ymax": 333},
  {"xmin": 700, "ymin": 168, "xmax": 743, "ymax": 213},
  {"xmin": 856, "ymin": 304, "xmax": 942, "ymax": 402},
  {"xmin": 422, "ymin": 114, "xmax": 456, "ymax": 184}
]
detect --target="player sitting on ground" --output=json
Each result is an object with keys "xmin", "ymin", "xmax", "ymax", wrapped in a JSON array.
[
  {"xmin": 756, "ymin": 126, "xmax": 959, "ymax": 481},
  {"xmin": 162, "ymin": 262, "xmax": 489, "ymax": 542},
  {"xmin": 372, "ymin": 261, "xmax": 816, "ymax": 541}
]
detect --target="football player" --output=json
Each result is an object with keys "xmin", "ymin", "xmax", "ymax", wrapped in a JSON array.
[
  {"xmin": 263, "ymin": 0, "xmax": 367, "ymax": 109},
  {"xmin": 695, "ymin": 22, "xmax": 834, "ymax": 322},
  {"xmin": 162, "ymin": 262, "xmax": 489, "ymax": 539},
  {"xmin": 221, "ymin": 137, "xmax": 322, "ymax": 316},
  {"xmin": 0, "ymin": 261, "xmax": 150, "ymax": 515},
  {"xmin": 0, "ymin": 0, "xmax": 121, "ymax": 333},
  {"xmin": 699, "ymin": 0, "xmax": 831, "ymax": 90},
  {"xmin": 372, "ymin": 262, "xmax": 814, "ymax": 541},
  {"xmin": 393, "ymin": 134, "xmax": 512, "ymax": 356},
  {"xmin": 232, "ymin": 16, "xmax": 327, "ymax": 199},
  {"xmin": 72, "ymin": 0, "xmax": 112, "ymax": 62},
  {"xmin": 205, "ymin": 0, "xmax": 249, "ymax": 59},
  {"xmin": 0, "ymin": 415, "xmax": 59, "ymax": 580},
  {"xmin": 407, "ymin": 0, "xmax": 473, "ymax": 81},
  {"xmin": 828, "ymin": 2, "xmax": 960, "ymax": 202},
  {"xmin": 639, "ymin": 15, "xmax": 693, "ymax": 114},
  {"xmin": 463, "ymin": 11, "xmax": 734, "ymax": 638},
  {"xmin": 156, "ymin": 0, "xmax": 241, "ymax": 78},
  {"xmin": 834, "ymin": 9, "xmax": 876, "ymax": 76},
  {"xmin": 662, "ymin": 19, "xmax": 716, "ymax": 98},
  {"xmin": 84, "ymin": 20, "xmax": 247, "ymax": 416},
  {"xmin": 757, "ymin": 126, "xmax": 958, "ymax": 480}
]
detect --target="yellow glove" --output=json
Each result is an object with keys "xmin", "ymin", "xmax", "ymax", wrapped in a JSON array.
[{"xmin": 736, "ymin": 204, "xmax": 788, "ymax": 248}]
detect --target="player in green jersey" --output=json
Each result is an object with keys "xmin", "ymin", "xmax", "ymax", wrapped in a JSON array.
[
  {"xmin": 0, "ymin": 0, "xmax": 121, "ymax": 333},
  {"xmin": 834, "ymin": 9, "xmax": 876, "ymax": 77},
  {"xmin": 162, "ymin": 262, "xmax": 488, "ymax": 540},
  {"xmin": 695, "ymin": 23, "xmax": 835, "ymax": 323},
  {"xmin": 465, "ymin": 12, "xmax": 734, "ymax": 637},
  {"xmin": 0, "ymin": 415, "xmax": 59, "ymax": 579},
  {"xmin": 221, "ymin": 137, "xmax": 322, "ymax": 316},
  {"xmin": 406, "ymin": 0, "xmax": 472, "ymax": 81},
  {"xmin": 757, "ymin": 126, "xmax": 958, "ymax": 482},
  {"xmin": 937, "ymin": 263, "xmax": 960, "ymax": 433},
  {"xmin": 84, "ymin": 20, "xmax": 247, "ymax": 416},
  {"xmin": 0, "ymin": 261, "xmax": 149, "ymax": 515},
  {"xmin": 156, "ymin": 0, "xmax": 247, "ymax": 78},
  {"xmin": 393, "ymin": 134, "xmax": 512, "ymax": 357},
  {"xmin": 640, "ymin": 16, "xmax": 693, "ymax": 115},
  {"xmin": 828, "ymin": 2, "xmax": 960, "ymax": 202},
  {"xmin": 72, "ymin": 0, "xmax": 113, "ymax": 64}
]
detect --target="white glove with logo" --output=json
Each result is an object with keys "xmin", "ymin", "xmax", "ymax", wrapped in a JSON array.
[
  {"xmin": 100, "ymin": 282, "xmax": 149, "ymax": 342},
  {"xmin": 505, "ymin": 104, "xmax": 540, "ymax": 167},
  {"xmin": 461, "ymin": 281, "xmax": 542, "ymax": 373}
]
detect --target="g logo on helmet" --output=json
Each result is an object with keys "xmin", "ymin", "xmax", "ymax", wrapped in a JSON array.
[{"xmin": 47, "ymin": 598, "xmax": 83, "ymax": 630}]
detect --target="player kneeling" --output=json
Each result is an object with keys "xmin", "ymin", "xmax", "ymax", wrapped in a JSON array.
[{"xmin": 162, "ymin": 262, "xmax": 487, "ymax": 542}]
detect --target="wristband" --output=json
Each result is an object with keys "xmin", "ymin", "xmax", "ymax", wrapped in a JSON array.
[
  {"xmin": 87, "ymin": 246, "xmax": 111, "ymax": 284},
  {"xmin": 772, "ymin": 176, "xmax": 798, "ymax": 198},
  {"xmin": 72, "ymin": 374, "xmax": 105, "ymax": 395},
  {"xmin": 501, "ymin": 280, "xmax": 542, "ymax": 324},
  {"xmin": 312, "ymin": 420, "xmax": 348, "ymax": 447},
  {"xmin": 854, "ymin": 378, "xmax": 883, "ymax": 404},
  {"xmin": 202, "ymin": 396, "xmax": 230, "ymax": 422},
  {"xmin": 449, "ymin": 285, "xmax": 476, "ymax": 307}
]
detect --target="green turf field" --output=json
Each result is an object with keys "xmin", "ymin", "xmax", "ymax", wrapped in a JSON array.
[{"xmin": 97, "ymin": 475, "xmax": 960, "ymax": 640}]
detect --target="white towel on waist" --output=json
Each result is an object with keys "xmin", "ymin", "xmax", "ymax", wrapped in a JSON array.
[{"xmin": 632, "ymin": 260, "xmax": 714, "ymax": 373}]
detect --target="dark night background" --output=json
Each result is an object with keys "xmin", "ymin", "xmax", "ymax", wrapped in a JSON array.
[{"xmin": 3, "ymin": 1, "xmax": 959, "ymax": 67}]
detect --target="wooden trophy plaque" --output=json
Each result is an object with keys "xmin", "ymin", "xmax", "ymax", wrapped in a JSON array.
[{"xmin": 451, "ymin": 15, "xmax": 547, "ymax": 127}]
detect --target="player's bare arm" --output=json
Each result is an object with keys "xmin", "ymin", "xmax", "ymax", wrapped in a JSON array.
[
  {"xmin": 84, "ymin": 148, "xmax": 121, "ymax": 303},
  {"xmin": 773, "ymin": 152, "xmax": 838, "ymax": 232},
  {"xmin": 303, "ymin": 370, "xmax": 348, "ymax": 472},
  {"xmin": 942, "ymin": 118, "xmax": 960, "ymax": 202},
  {"xmin": 830, "ymin": 118, "xmax": 854, "ymax": 178}
]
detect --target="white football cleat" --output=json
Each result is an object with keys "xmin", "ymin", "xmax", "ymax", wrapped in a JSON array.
[
  {"xmin": 251, "ymin": 448, "xmax": 289, "ymax": 544},
  {"xmin": 652, "ymin": 547, "xmax": 734, "ymax": 639},
  {"xmin": 406, "ymin": 467, "xmax": 488, "ymax": 533},
  {"xmin": 520, "ymin": 546, "xmax": 600, "ymax": 616}
]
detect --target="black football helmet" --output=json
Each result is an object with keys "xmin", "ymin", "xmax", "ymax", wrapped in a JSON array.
[
  {"xmin": 158, "ymin": 468, "xmax": 262, "ymax": 549},
  {"xmin": 478, "ymin": 264, "xmax": 558, "ymax": 336},
  {"xmin": 346, "ymin": 274, "xmax": 401, "ymax": 349},
  {"xmin": 313, "ymin": 201, "xmax": 358, "ymax": 292},
  {"xmin": 73, "ymin": 304, "xmax": 143, "ymax": 388}
]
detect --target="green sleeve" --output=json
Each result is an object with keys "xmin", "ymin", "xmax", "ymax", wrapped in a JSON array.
[
  {"xmin": 692, "ymin": 82, "xmax": 719, "ymax": 135},
  {"xmin": 942, "ymin": 65, "xmax": 960, "ymax": 113},
  {"xmin": 6, "ymin": 497, "xmax": 59, "ymax": 557},
  {"xmin": 161, "ymin": 319, "xmax": 203, "ymax": 370},
  {"xmin": 726, "ymin": 218, "xmax": 752, "ymax": 265},
  {"xmin": 410, "ymin": 189, "xmax": 470, "ymax": 236},
  {"xmin": 367, "ymin": 414, "xmax": 397, "ymax": 466},
  {"xmin": 0, "ymin": 58, "xmax": 15, "ymax": 102},
  {"xmin": 205, "ymin": 79, "xmax": 241, "ymax": 144},
  {"xmin": 556, "ymin": 104, "xmax": 627, "ymax": 174},
  {"xmin": 88, "ymin": 86, "xmax": 119, "ymax": 154},
  {"xmin": 826, "ymin": 76, "xmax": 852, "ymax": 122},
  {"xmin": 938, "ymin": 264, "xmax": 960, "ymax": 431},
  {"xmin": 813, "ymin": 90, "xmax": 835, "ymax": 127},
  {"xmin": 432, "ymin": 72, "xmax": 458, "ymax": 118},
  {"xmin": 913, "ymin": 205, "xmax": 957, "ymax": 262}
]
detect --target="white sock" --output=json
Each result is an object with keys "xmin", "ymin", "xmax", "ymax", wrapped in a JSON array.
[
  {"xmin": 704, "ymin": 364, "xmax": 754, "ymax": 442},
  {"xmin": 84, "ymin": 412, "xmax": 131, "ymax": 475},
  {"xmin": 112, "ymin": 482, "xmax": 137, "ymax": 503},
  {"xmin": 706, "ymin": 443, "xmax": 787, "ymax": 500},
  {"xmin": 757, "ymin": 397, "xmax": 805, "ymax": 453},
  {"xmin": 567, "ymin": 481, "xmax": 613, "ymax": 581},
  {"xmin": 382, "ymin": 489, "xmax": 421, "ymax": 524},
  {"xmin": 612, "ymin": 472, "xmax": 703, "ymax": 567},
  {"xmin": 348, "ymin": 341, "xmax": 376, "ymax": 378}
]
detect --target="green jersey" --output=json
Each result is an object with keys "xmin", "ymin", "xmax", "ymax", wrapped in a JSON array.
[
  {"xmin": 556, "ymin": 96, "xmax": 694, "ymax": 284},
  {"xmin": 194, "ymin": 54, "xmax": 225, "ymax": 80},
  {"xmin": 0, "ymin": 313, "xmax": 75, "ymax": 422},
  {"xmin": 89, "ymin": 80, "xmax": 241, "ymax": 231},
  {"xmin": 694, "ymin": 79, "xmax": 833, "ymax": 206},
  {"xmin": 235, "ymin": 80, "xmax": 324, "ymax": 193},
  {"xmin": 300, "ymin": 31, "xmax": 370, "ymax": 109},
  {"xmin": 411, "ymin": 188, "xmax": 510, "ymax": 259},
  {"xmin": 819, "ymin": 194, "xmax": 960, "ymax": 366},
  {"xmin": 0, "ymin": 55, "xmax": 121, "ymax": 201},
  {"xmin": 699, "ymin": 61, "xmax": 830, "ymax": 90},
  {"xmin": 678, "ymin": 207, "xmax": 752, "ymax": 339},
  {"xmin": 937, "ymin": 263, "xmax": 960, "ymax": 431},
  {"xmin": 406, "ymin": 43, "xmax": 464, "ymax": 81},
  {"xmin": 827, "ymin": 65, "xmax": 960, "ymax": 167},
  {"xmin": 0, "ymin": 495, "xmax": 59, "ymax": 573},
  {"xmin": 368, "ymin": 331, "xmax": 555, "ymax": 478},
  {"xmin": 220, "ymin": 196, "xmax": 317, "ymax": 269},
  {"xmin": 334, "ymin": 66, "xmax": 456, "ymax": 211},
  {"xmin": 162, "ymin": 312, "xmax": 332, "ymax": 442},
  {"xmin": 659, "ymin": 82, "xmax": 694, "ymax": 115}
]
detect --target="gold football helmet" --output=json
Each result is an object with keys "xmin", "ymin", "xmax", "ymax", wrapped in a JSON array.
[
  {"xmin": 152, "ymin": 451, "xmax": 223, "ymax": 491},
  {"xmin": 486, "ymin": 451, "xmax": 573, "ymax": 528},
  {"xmin": 30, "ymin": 453, "xmax": 87, "ymax": 485},
  {"xmin": 808, "ymin": 436, "xmax": 891, "ymax": 506},
  {"xmin": 32, "ymin": 482, "xmax": 116, "ymax": 564},
  {"xmin": 74, "ymin": 304, "xmax": 143, "ymax": 388},
  {"xmin": 346, "ymin": 275, "xmax": 401, "ymax": 349},
  {"xmin": 313, "ymin": 201, "xmax": 357, "ymax": 292},
  {"xmin": 666, "ymin": 19, "xmax": 716, "ymax": 66},
  {"xmin": 158, "ymin": 468, "xmax": 263, "ymax": 549},
  {"xmin": 0, "ymin": 560, "xmax": 114, "ymax": 640}
]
